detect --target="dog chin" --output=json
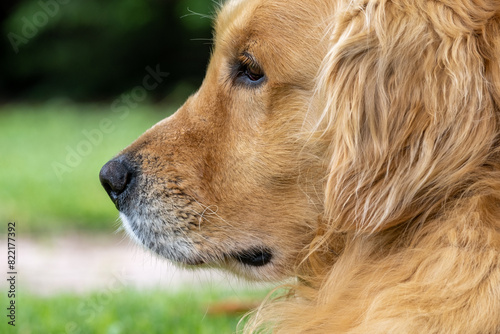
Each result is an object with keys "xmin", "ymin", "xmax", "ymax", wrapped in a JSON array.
[
  {"xmin": 118, "ymin": 212, "xmax": 203, "ymax": 265},
  {"xmin": 118, "ymin": 212, "xmax": 283, "ymax": 279}
]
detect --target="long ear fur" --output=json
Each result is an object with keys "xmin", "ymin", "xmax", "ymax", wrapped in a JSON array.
[
  {"xmin": 317, "ymin": 0, "xmax": 500, "ymax": 233},
  {"xmin": 243, "ymin": 2, "xmax": 500, "ymax": 333}
]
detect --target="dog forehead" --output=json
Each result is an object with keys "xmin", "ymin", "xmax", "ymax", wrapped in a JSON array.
[
  {"xmin": 215, "ymin": 0, "xmax": 328, "ymax": 81},
  {"xmin": 215, "ymin": 0, "xmax": 261, "ymax": 39},
  {"xmin": 217, "ymin": 0, "xmax": 324, "ymax": 42}
]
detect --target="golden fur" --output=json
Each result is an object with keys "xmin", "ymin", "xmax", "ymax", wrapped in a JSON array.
[{"xmin": 103, "ymin": 0, "xmax": 500, "ymax": 332}]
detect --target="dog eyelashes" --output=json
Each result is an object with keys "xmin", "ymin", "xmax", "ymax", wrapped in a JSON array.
[{"xmin": 235, "ymin": 52, "xmax": 266, "ymax": 86}]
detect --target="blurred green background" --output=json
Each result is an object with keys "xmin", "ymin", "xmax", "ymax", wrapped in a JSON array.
[
  {"xmin": 0, "ymin": 1, "xmax": 270, "ymax": 333},
  {"xmin": 1, "ymin": 0, "xmax": 213, "ymax": 102},
  {"xmin": 0, "ymin": 0, "xmax": 214, "ymax": 233}
]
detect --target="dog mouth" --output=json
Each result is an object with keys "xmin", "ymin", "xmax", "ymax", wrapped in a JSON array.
[
  {"xmin": 232, "ymin": 248, "xmax": 273, "ymax": 267},
  {"xmin": 160, "ymin": 249, "xmax": 273, "ymax": 268},
  {"xmin": 179, "ymin": 249, "xmax": 274, "ymax": 271},
  {"xmin": 175, "ymin": 249, "xmax": 274, "ymax": 268},
  {"xmin": 120, "ymin": 211, "xmax": 274, "ymax": 269}
]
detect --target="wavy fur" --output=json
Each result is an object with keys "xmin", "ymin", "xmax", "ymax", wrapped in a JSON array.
[{"xmin": 244, "ymin": 0, "xmax": 500, "ymax": 333}]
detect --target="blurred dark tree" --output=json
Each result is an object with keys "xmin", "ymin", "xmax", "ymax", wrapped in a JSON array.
[{"xmin": 0, "ymin": 0, "xmax": 215, "ymax": 102}]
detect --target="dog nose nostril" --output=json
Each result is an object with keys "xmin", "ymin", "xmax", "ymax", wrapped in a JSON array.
[{"xmin": 99, "ymin": 159, "xmax": 133, "ymax": 203}]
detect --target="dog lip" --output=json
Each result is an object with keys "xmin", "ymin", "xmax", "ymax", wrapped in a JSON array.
[{"xmin": 233, "ymin": 248, "xmax": 273, "ymax": 267}]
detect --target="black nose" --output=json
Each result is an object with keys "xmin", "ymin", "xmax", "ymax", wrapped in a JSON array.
[{"xmin": 99, "ymin": 158, "xmax": 134, "ymax": 206}]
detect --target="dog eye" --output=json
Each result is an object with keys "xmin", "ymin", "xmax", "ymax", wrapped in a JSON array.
[
  {"xmin": 235, "ymin": 53, "xmax": 265, "ymax": 86},
  {"xmin": 239, "ymin": 63, "xmax": 264, "ymax": 82}
]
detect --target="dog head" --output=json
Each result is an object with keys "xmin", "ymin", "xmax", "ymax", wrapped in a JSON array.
[
  {"xmin": 100, "ymin": 0, "xmax": 333, "ymax": 281},
  {"xmin": 100, "ymin": 0, "xmax": 500, "ymax": 282}
]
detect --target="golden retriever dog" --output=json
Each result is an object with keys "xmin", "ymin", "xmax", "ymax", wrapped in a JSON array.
[{"xmin": 100, "ymin": 0, "xmax": 500, "ymax": 332}]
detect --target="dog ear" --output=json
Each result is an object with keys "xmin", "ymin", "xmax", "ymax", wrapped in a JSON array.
[{"xmin": 316, "ymin": 1, "xmax": 500, "ymax": 233}]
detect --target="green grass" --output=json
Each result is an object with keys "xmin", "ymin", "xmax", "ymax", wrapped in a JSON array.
[
  {"xmin": 2, "ymin": 287, "xmax": 267, "ymax": 334},
  {"xmin": 0, "ymin": 102, "xmax": 173, "ymax": 233}
]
